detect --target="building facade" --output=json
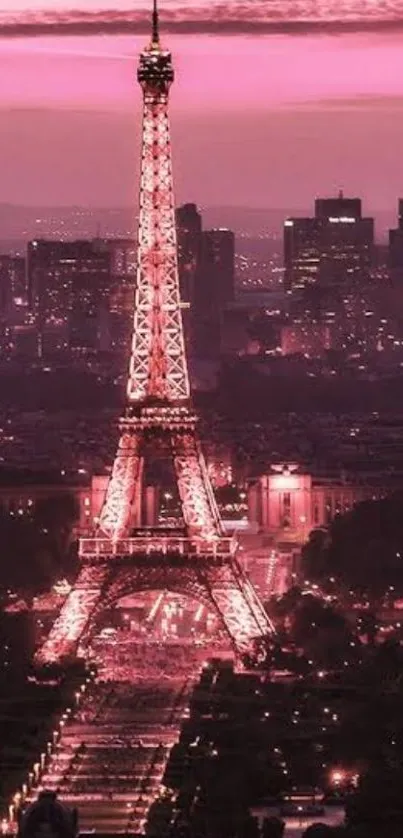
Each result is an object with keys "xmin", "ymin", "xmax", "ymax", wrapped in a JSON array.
[
  {"xmin": 27, "ymin": 239, "xmax": 111, "ymax": 352},
  {"xmin": 0, "ymin": 463, "xmax": 395, "ymax": 550},
  {"xmin": 176, "ymin": 203, "xmax": 202, "ymax": 305},
  {"xmin": 388, "ymin": 199, "xmax": 403, "ymax": 282},
  {"xmin": 284, "ymin": 194, "xmax": 374, "ymax": 292},
  {"xmin": 0, "ymin": 256, "xmax": 26, "ymax": 314},
  {"xmin": 194, "ymin": 228, "xmax": 235, "ymax": 358},
  {"xmin": 248, "ymin": 465, "xmax": 391, "ymax": 543},
  {"xmin": 280, "ymin": 322, "xmax": 331, "ymax": 357}
]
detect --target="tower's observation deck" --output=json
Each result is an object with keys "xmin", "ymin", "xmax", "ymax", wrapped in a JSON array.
[
  {"xmin": 80, "ymin": 535, "xmax": 236, "ymax": 561},
  {"xmin": 138, "ymin": 44, "xmax": 174, "ymax": 94},
  {"xmin": 137, "ymin": 0, "xmax": 173, "ymax": 95}
]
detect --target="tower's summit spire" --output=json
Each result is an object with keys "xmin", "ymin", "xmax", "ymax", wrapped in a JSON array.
[
  {"xmin": 138, "ymin": 0, "xmax": 173, "ymax": 91},
  {"xmin": 151, "ymin": 0, "xmax": 160, "ymax": 47}
]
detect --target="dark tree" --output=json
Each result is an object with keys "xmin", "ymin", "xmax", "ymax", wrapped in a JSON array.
[
  {"xmin": 302, "ymin": 492, "xmax": 403, "ymax": 597},
  {"xmin": 0, "ymin": 492, "xmax": 79, "ymax": 594},
  {"xmin": 302, "ymin": 827, "xmax": 340, "ymax": 838},
  {"xmin": 34, "ymin": 494, "xmax": 80, "ymax": 583},
  {"xmin": 262, "ymin": 816, "xmax": 285, "ymax": 838},
  {"xmin": 288, "ymin": 594, "xmax": 356, "ymax": 668},
  {"xmin": 346, "ymin": 763, "xmax": 403, "ymax": 837}
]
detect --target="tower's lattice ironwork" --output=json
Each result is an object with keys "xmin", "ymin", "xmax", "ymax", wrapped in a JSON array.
[{"xmin": 35, "ymin": 2, "xmax": 273, "ymax": 667}]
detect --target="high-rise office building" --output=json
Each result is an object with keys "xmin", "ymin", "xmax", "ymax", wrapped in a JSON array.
[
  {"xmin": 94, "ymin": 238, "xmax": 136, "ymax": 353},
  {"xmin": 27, "ymin": 240, "xmax": 111, "ymax": 351},
  {"xmin": 281, "ymin": 322, "xmax": 331, "ymax": 357},
  {"xmin": 201, "ymin": 229, "xmax": 235, "ymax": 307},
  {"xmin": 284, "ymin": 194, "xmax": 374, "ymax": 292},
  {"xmin": 0, "ymin": 256, "xmax": 26, "ymax": 315},
  {"xmin": 28, "ymin": 240, "xmax": 69, "ymax": 322},
  {"xmin": 176, "ymin": 203, "xmax": 202, "ymax": 304},
  {"xmin": 283, "ymin": 218, "xmax": 322, "ymax": 292},
  {"xmin": 389, "ymin": 200, "xmax": 403, "ymax": 281},
  {"xmin": 315, "ymin": 196, "xmax": 362, "ymax": 220},
  {"xmin": 99, "ymin": 238, "xmax": 136, "ymax": 280},
  {"xmin": 10, "ymin": 322, "xmax": 38, "ymax": 359},
  {"xmin": 194, "ymin": 228, "xmax": 235, "ymax": 358}
]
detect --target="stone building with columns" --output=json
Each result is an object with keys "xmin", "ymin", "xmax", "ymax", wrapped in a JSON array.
[
  {"xmin": 248, "ymin": 464, "xmax": 393, "ymax": 543},
  {"xmin": 0, "ymin": 462, "xmax": 397, "ymax": 549}
]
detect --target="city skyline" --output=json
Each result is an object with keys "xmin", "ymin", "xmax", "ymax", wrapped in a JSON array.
[{"xmin": 2, "ymin": 4, "xmax": 403, "ymax": 210}]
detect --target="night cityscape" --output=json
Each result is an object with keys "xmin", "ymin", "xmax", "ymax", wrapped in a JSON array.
[{"xmin": 2, "ymin": 2, "xmax": 403, "ymax": 838}]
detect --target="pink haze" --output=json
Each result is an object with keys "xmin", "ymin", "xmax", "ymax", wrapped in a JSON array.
[{"xmin": 1, "ymin": 30, "xmax": 403, "ymax": 210}]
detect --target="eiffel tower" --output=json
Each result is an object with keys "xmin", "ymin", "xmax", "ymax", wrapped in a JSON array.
[{"xmin": 35, "ymin": 0, "xmax": 273, "ymax": 667}]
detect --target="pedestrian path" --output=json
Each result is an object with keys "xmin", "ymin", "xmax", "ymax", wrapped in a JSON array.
[{"xmin": 31, "ymin": 677, "xmax": 191, "ymax": 833}]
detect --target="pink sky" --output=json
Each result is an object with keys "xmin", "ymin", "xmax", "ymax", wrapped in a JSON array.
[
  {"xmin": 2, "ymin": 33, "xmax": 403, "ymax": 110},
  {"xmin": 1, "ymin": 19, "xmax": 403, "ymax": 211}
]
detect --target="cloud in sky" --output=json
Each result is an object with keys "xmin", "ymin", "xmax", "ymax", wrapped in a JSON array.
[
  {"xmin": 3, "ymin": 1, "xmax": 403, "ymax": 37},
  {"xmin": 294, "ymin": 94, "xmax": 403, "ymax": 111}
]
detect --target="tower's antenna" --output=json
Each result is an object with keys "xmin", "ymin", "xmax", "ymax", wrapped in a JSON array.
[{"xmin": 151, "ymin": 0, "xmax": 160, "ymax": 47}]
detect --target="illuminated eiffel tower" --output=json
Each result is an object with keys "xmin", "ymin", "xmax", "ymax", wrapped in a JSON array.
[{"xmin": 35, "ymin": 0, "xmax": 273, "ymax": 667}]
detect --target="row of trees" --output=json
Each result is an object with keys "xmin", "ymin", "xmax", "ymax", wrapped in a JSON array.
[
  {"xmin": 302, "ymin": 492, "xmax": 403, "ymax": 597},
  {"xmin": 257, "ymin": 588, "xmax": 358, "ymax": 671}
]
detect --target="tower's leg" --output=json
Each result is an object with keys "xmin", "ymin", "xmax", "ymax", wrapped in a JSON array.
[
  {"xmin": 228, "ymin": 558, "xmax": 276, "ymax": 634},
  {"xmin": 172, "ymin": 431, "xmax": 222, "ymax": 539},
  {"xmin": 35, "ymin": 549, "xmax": 273, "ymax": 666},
  {"xmin": 34, "ymin": 564, "xmax": 109, "ymax": 666},
  {"xmin": 67, "ymin": 559, "xmax": 273, "ymax": 660},
  {"xmin": 98, "ymin": 432, "xmax": 144, "ymax": 538},
  {"xmin": 200, "ymin": 559, "xmax": 274, "ymax": 652}
]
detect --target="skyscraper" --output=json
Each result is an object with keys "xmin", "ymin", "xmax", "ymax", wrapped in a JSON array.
[
  {"xmin": 201, "ymin": 229, "xmax": 235, "ymax": 307},
  {"xmin": 283, "ymin": 218, "xmax": 321, "ymax": 292},
  {"xmin": 194, "ymin": 228, "xmax": 235, "ymax": 358},
  {"xmin": 284, "ymin": 194, "xmax": 374, "ymax": 292},
  {"xmin": 175, "ymin": 203, "xmax": 202, "ymax": 356},
  {"xmin": 0, "ymin": 255, "xmax": 26, "ymax": 315},
  {"xmin": 315, "ymin": 196, "xmax": 362, "ymax": 221},
  {"xmin": 94, "ymin": 238, "xmax": 136, "ymax": 354},
  {"xmin": 389, "ymin": 200, "xmax": 403, "ymax": 282},
  {"xmin": 176, "ymin": 203, "xmax": 202, "ymax": 304},
  {"xmin": 27, "ymin": 240, "xmax": 111, "ymax": 351}
]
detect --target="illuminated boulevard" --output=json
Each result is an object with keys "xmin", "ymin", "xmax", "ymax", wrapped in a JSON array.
[
  {"xmin": 30, "ymin": 655, "xmax": 201, "ymax": 831},
  {"xmin": 28, "ymin": 597, "xmax": 224, "ymax": 834},
  {"xmin": 36, "ymin": 674, "xmax": 189, "ymax": 832}
]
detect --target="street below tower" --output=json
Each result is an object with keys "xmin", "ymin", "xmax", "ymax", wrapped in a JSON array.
[{"xmin": 26, "ymin": 638, "xmax": 206, "ymax": 834}]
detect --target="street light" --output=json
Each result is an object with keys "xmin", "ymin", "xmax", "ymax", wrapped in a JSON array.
[{"xmin": 330, "ymin": 769, "xmax": 345, "ymax": 786}]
